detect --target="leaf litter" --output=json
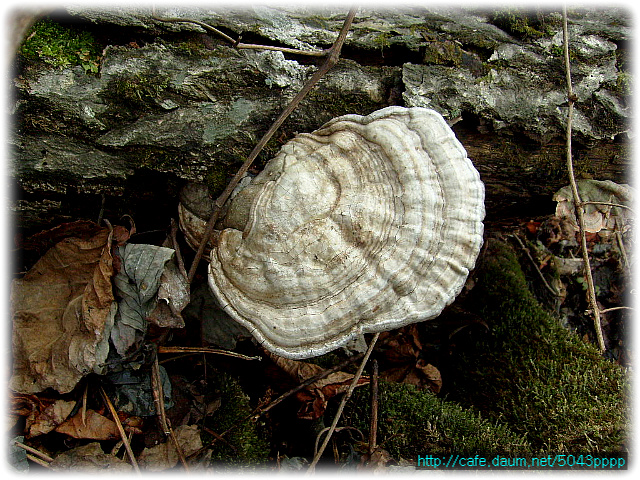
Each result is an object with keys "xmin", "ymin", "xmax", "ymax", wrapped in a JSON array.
[
  {"xmin": 10, "ymin": 225, "xmax": 116, "ymax": 394},
  {"xmin": 9, "ymin": 178, "xmax": 632, "ymax": 471}
]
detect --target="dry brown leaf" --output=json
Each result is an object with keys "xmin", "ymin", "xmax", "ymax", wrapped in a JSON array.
[
  {"xmin": 25, "ymin": 399, "xmax": 75, "ymax": 438},
  {"xmin": 267, "ymin": 351, "xmax": 368, "ymax": 419},
  {"xmin": 49, "ymin": 442, "xmax": 133, "ymax": 472},
  {"xmin": 55, "ymin": 409, "xmax": 119, "ymax": 440},
  {"xmin": 15, "ymin": 220, "xmax": 104, "ymax": 253},
  {"xmin": 267, "ymin": 351, "xmax": 324, "ymax": 382},
  {"xmin": 359, "ymin": 447, "xmax": 393, "ymax": 471},
  {"xmin": 416, "ymin": 360, "xmax": 443, "ymax": 392},
  {"xmin": 137, "ymin": 424, "xmax": 202, "ymax": 471},
  {"xmin": 147, "ymin": 260, "xmax": 189, "ymax": 328},
  {"xmin": 379, "ymin": 325, "xmax": 442, "ymax": 393},
  {"xmin": 10, "ymin": 226, "xmax": 116, "ymax": 394}
]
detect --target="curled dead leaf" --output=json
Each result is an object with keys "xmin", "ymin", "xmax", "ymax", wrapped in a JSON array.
[
  {"xmin": 55, "ymin": 409, "xmax": 119, "ymax": 440},
  {"xmin": 21, "ymin": 398, "xmax": 75, "ymax": 438},
  {"xmin": 267, "ymin": 351, "xmax": 368, "ymax": 419},
  {"xmin": 111, "ymin": 244, "xmax": 187, "ymax": 356},
  {"xmin": 10, "ymin": 226, "xmax": 116, "ymax": 394}
]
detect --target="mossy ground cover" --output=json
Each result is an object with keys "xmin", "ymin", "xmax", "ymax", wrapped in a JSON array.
[
  {"xmin": 343, "ymin": 238, "xmax": 627, "ymax": 462},
  {"xmin": 344, "ymin": 381, "xmax": 530, "ymax": 461},
  {"xmin": 204, "ymin": 370, "xmax": 270, "ymax": 467},
  {"xmin": 446, "ymin": 238, "xmax": 628, "ymax": 453}
]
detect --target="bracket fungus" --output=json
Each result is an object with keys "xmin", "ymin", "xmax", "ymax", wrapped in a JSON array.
[{"xmin": 182, "ymin": 106, "xmax": 485, "ymax": 359}]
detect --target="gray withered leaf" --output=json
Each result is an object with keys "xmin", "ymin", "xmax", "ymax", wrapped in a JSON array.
[{"xmin": 111, "ymin": 244, "xmax": 176, "ymax": 355}]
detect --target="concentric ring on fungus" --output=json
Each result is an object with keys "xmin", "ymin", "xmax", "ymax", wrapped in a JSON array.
[{"xmin": 206, "ymin": 106, "xmax": 485, "ymax": 359}]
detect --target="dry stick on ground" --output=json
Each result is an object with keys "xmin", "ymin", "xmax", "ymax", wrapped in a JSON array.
[
  {"xmin": 368, "ymin": 359, "xmax": 379, "ymax": 459},
  {"xmin": 250, "ymin": 352, "xmax": 365, "ymax": 420},
  {"xmin": 615, "ymin": 230, "xmax": 630, "ymax": 269},
  {"xmin": 186, "ymin": 7, "xmax": 358, "ymax": 283},
  {"xmin": 169, "ymin": 218, "xmax": 188, "ymax": 279},
  {"xmin": 562, "ymin": 6, "xmax": 605, "ymax": 352},
  {"xmin": 100, "ymin": 386, "xmax": 141, "ymax": 474},
  {"xmin": 313, "ymin": 426, "xmax": 364, "ymax": 460},
  {"xmin": 25, "ymin": 454, "xmax": 51, "ymax": 469},
  {"xmin": 151, "ymin": 353, "xmax": 189, "ymax": 471},
  {"xmin": 81, "ymin": 381, "xmax": 89, "ymax": 427},
  {"xmin": 582, "ymin": 201, "xmax": 634, "ymax": 212},
  {"xmin": 13, "ymin": 440, "xmax": 54, "ymax": 466},
  {"xmin": 596, "ymin": 306, "xmax": 634, "ymax": 314},
  {"xmin": 158, "ymin": 345, "xmax": 261, "ymax": 361},
  {"xmin": 307, "ymin": 332, "xmax": 380, "ymax": 472}
]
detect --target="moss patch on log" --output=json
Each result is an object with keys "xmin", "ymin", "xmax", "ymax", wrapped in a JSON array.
[
  {"xmin": 344, "ymin": 381, "xmax": 529, "ymax": 460},
  {"xmin": 447, "ymin": 238, "xmax": 628, "ymax": 453}
]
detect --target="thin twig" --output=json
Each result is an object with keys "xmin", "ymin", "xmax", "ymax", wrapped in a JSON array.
[
  {"xmin": 81, "ymin": 381, "xmax": 89, "ymax": 427},
  {"xmin": 201, "ymin": 426, "xmax": 239, "ymax": 453},
  {"xmin": 13, "ymin": 440, "xmax": 54, "ymax": 463},
  {"xmin": 251, "ymin": 352, "xmax": 364, "ymax": 420},
  {"xmin": 101, "ymin": 386, "xmax": 141, "ymax": 474},
  {"xmin": 598, "ymin": 306, "xmax": 633, "ymax": 314},
  {"xmin": 615, "ymin": 230, "xmax": 630, "ymax": 269},
  {"xmin": 368, "ymin": 359, "xmax": 379, "ymax": 458},
  {"xmin": 152, "ymin": 354, "xmax": 189, "ymax": 471},
  {"xmin": 170, "ymin": 218, "xmax": 188, "ymax": 279},
  {"xmin": 158, "ymin": 345, "xmax": 260, "ymax": 361},
  {"xmin": 26, "ymin": 454, "xmax": 52, "ymax": 468},
  {"xmin": 562, "ymin": 6, "xmax": 605, "ymax": 352},
  {"xmin": 189, "ymin": 350, "xmax": 366, "ymax": 461},
  {"xmin": 582, "ymin": 201, "xmax": 634, "ymax": 212},
  {"xmin": 510, "ymin": 234, "xmax": 561, "ymax": 297},
  {"xmin": 307, "ymin": 332, "xmax": 380, "ymax": 472},
  {"xmin": 151, "ymin": 354, "xmax": 170, "ymax": 435},
  {"xmin": 313, "ymin": 426, "xmax": 364, "ymax": 459},
  {"xmin": 152, "ymin": 12, "xmax": 325, "ymax": 56},
  {"xmin": 186, "ymin": 7, "xmax": 357, "ymax": 283}
]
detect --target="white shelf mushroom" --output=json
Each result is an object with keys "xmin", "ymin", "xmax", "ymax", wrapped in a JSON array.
[{"xmin": 188, "ymin": 106, "xmax": 485, "ymax": 359}]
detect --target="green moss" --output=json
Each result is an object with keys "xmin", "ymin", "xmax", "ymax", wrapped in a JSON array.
[
  {"xmin": 422, "ymin": 40, "xmax": 463, "ymax": 66},
  {"xmin": 304, "ymin": 90, "xmax": 380, "ymax": 122},
  {"xmin": 448, "ymin": 239, "xmax": 629, "ymax": 453},
  {"xmin": 300, "ymin": 15, "xmax": 332, "ymax": 30},
  {"xmin": 205, "ymin": 370, "xmax": 269, "ymax": 466},
  {"xmin": 104, "ymin": 72, "xmax": 170, "ymax": 111},
  {"xmin": 124, "ymin": 147, "xmax": 182, "ymax": 171},
  {"xmin": 344, "ymin": 382, "xmax": 529, "ymax": 460},
  {"xmin": 490, "ymin": 9, "xmax": 554, "ymax": 39},
  {"xmin": 205, "ymin": 163, "xmax": 233, "ymax": 197},
  {"xmin": 615, "ymin": 72, "xmax": 632, "ymax": 96},
  {"xmin": 496, "ymin": 138, "xmax": 568, "ymax": 184},
  {"xmin": 373, "ymin": 32, "xmax": 392, "ymax": 51},
  {"xmin": 19, "ymin": 18, "xmax": 101, "ymax": 73},
  {"xmin": 170, "ymin": 37, "xmax": 215, "ymax": 58}
]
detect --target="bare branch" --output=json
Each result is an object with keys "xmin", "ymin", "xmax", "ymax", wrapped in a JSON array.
[
  {"xmin": 582, "ymin": 201, "xmax": 634, "ymax": 212},
  {"xmin": 152, "ymin": 11, "xmax": 325, "ymax": 57},
  {"xmin": 187, "ymin": 7, "xmax": 357, "ymax": 282},
  {"xmin": 307, "ymin": 332, "xmax": 380, "ymax": 472},
  {"xmin": 562, "ymin": 5, "xmax": 605, "ymax": 352}
]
